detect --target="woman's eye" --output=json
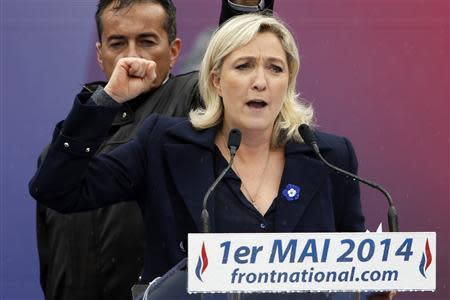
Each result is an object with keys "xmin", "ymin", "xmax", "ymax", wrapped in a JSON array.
[
  {"xmin": 236, "ymin": 63, "xmax": 250, "ymax": 70},
  {"xmin": 270, "ymin": 65, "xmax": 283, "ymax": 73}
]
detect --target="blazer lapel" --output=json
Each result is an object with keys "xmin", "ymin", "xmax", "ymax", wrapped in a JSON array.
[
  {"xmin": 275, "ymin": 140, "xmax": 331, "ymax": 232},
  {"xmin": 164, "ymin": 121, "xmax": 218, "ymax": 232}
]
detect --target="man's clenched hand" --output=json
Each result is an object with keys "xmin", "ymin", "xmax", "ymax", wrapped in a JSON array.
[{"xmin": 104, "ymin": 57, "xmax": 157, "ymax": 103}]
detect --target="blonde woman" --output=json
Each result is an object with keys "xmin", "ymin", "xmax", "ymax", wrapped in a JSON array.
[{"xmin": 31, "ymin": 14, "xmax": 365, "ymax": 286}]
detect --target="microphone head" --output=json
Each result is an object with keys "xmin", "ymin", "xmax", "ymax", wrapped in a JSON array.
[
  {"xmin": 227, "ymin": 128, "xmax": 242, "ymax": 151},
  {"xmin": 298, "ymin": 124, "xmax": 317, "ymax": 147}
]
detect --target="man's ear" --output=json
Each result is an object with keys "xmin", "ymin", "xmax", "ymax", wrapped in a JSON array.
[
  {"xmin": 211, "ymin": 72, "xmax": 222, "ymax": 97},
  {"xmin": 168, "ymin": 38, "xmax": 182, "ymax": 68},
  {"xmin": 96, "ymin": 42, "xmax": 105, "ymax": 72}
]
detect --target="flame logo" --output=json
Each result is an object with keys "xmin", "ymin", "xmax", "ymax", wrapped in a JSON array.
[
  {"xmin": 195, "ymin": 242, "xmax": 209, "ymax": 282},
  {"xmin": 419, "ymin": 239, "xmax": 432, "ymax": 278}
]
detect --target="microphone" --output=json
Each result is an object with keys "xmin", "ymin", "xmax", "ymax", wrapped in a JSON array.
[
  {"xmin": 201, "ymin": 129, "xmax": 242, "ymax": 233},
  {"xmin": 298, "ymin": 124, "xmax": 399, "ymax": 232}
]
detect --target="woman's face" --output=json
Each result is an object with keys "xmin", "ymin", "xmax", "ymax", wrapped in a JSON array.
[{"xmin": 212, "ymin": 31, "xmax": 289, "ymax": 135}]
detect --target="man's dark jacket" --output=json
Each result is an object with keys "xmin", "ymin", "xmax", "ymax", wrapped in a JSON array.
[
  {"xmin": 36, "ymin": 73, "xmax": 201, "ymax": 300},
  {"xmin": 35, "ymin": 1, "xmax": 274, "ymax": 300}
]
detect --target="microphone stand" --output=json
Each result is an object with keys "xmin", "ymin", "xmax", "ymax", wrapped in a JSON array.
[
  {"xmin": 313, "ymin": 147, "xmax": 399, "ymax": 232},
  {"xmin": 298, "ymin": 124, "xmax": 399, "ymax": 232},
  {"xmin": 201, "ymin": 153, "xmax": 236, "ymax": 233},
  {"xmin": 298, "ymin": 124, "xmax": 399, "ymax": 300},
  {"xmin": 200, "ymin": 129, "xmax": 242, "ymax": 300}
]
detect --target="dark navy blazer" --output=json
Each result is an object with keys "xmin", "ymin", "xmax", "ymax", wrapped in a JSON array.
[{"xmin": 30, "ymin": 98, "xmax": 365, "ymax": 282}]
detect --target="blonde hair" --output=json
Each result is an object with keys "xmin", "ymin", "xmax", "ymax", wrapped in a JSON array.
[{"xmin": 189, "ymin": 13, "xmax": 314, "ymax": 147}]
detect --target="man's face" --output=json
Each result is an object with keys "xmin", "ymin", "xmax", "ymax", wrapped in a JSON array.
[{"xmin": 96, "ymin": 2, "xmax": 181, "ymax": 86}]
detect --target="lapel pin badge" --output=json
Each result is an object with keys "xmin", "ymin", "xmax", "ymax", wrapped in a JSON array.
[{"xmin": 282, "ymin": 184, "xmax": 301, "ymax": 202}]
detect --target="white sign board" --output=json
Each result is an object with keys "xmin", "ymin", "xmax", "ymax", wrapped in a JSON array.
[{"xmin": 188, "ymin": 232, "xmax": 435, "ymax": 293}]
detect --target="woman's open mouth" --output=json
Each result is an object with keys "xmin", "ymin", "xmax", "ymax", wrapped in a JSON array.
[{"xmin": 246, "ymin": 100, "xmax": 267, "ymax": 109}]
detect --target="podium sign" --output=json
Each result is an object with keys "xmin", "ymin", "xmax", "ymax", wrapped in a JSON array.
[{"xmin": 187, "ymin": 232, "xmax": 435, "ymax": 294}]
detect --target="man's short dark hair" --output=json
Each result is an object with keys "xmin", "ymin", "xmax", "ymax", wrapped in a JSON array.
[{"xmin": 95, "ymin": 0, "xmax": 177, "ymax": 43}]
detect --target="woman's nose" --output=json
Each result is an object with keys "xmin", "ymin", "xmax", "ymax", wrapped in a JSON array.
[{"xmin": 252, "ymin": 68, "xmax": 267, "ymax": 91}]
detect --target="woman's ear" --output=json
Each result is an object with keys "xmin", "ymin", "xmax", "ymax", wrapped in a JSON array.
[{"xmin": 211, "ymin": 72, "xmax": 222, "ymax": 97}]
